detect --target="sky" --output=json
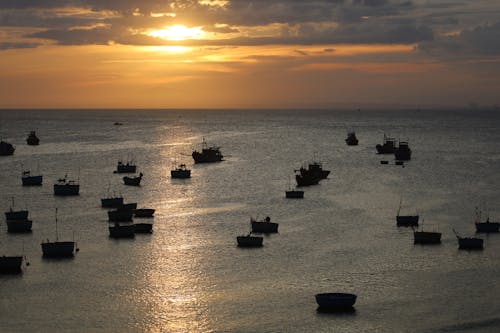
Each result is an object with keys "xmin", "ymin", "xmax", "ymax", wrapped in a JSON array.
[{"xmin": 0, "ymin": 0, "xmax": 499, "ymax": 109}]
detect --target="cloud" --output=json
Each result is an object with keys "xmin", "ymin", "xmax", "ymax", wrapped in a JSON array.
[{"xmin": 0, "ymin": 41, "xmax": 40, "ymax": 50}]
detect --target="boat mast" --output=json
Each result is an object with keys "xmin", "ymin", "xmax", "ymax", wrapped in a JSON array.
[{"xmin": 55, "ymin": 208, "xmax": 59, "ymax": 241}]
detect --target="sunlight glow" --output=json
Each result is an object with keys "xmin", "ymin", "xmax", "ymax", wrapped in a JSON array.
[{"xmin": 148, "ymin": 25, "xmax": 205, "ymax": 41}]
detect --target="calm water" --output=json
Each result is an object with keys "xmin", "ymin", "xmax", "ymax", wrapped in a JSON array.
[{"xmin": 1, "ymin": 109, "xmax": 500, "ymax": 332}]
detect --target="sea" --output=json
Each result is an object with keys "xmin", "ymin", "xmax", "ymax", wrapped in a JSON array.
[{"xmin": 1, "ymin": 108, "xmax": 500, "ymax": 333}]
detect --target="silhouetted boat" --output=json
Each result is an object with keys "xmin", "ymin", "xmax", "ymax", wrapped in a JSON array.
[
  {"xmin": 123, "ymin": 173, "xmax": 143, "ymax": 186},
  {"xmin": 26, "ymin": 131, "xmax": 39, "ymax": 145},
  {"xmin": 114, "ymin": 160, "xmax": 136, "ymax": 173},
  {"xmin": 236, "ymin": 233, "xmax": 263, "ymax": 247},
  {"xmin": 396, "ymin": 197, "xmax": 419, "ymax": 227},
  {"xmin": 108, "ymin": 208, "xmax": 134, "ymax": 222},
  {"xmin": 53, "ymin": 176, "xmax": 79, "ymax": 196},
  {"xmin": 0, "ymin": 141, "xmax": 15, "ymax": 156},
  {"xmin": 0, "ymin": 256, "xmax": 23, "ymax": 274},
  {"xmin": 300, "ymin": 162, "xmax": 330, "ymax": 180},
  {"xmin": 134, "ymin": 223, "xmax": 153, "ymax": 234},
  {"xmin": 7, "ymin": 219, "xmax": 32, "ymax": 233},
  {"xmin": 286, "ymin": 189, "xmax": 304, "ymax": 198},
  {"xmin": 171, "ymin": 163, "xmax": 191, "ymax": 178},
  {"xmin": 376, "ymin": 134, "xmax": 397, "ymax": 154},
  {"xmin": 474, "ymin": 208, "xmax": 500, "ymax": 233},
  {"xmin": 4, "ymin": 198, "xmax": 28, "ymax": 221},
  {"xmin": 113, "ymin": 122, "xmax": 123, "ymax": 126},
  {"xmin": 251, "ymin": 216, "xmax": 278, "ymax": 233},
  {"xmin": 453, "ymin": 229, "xmax": 483, "ymax": 250},
  {"xmin": 21, "ymin": 170, "xmax": 43, "ymax": 186},
  {"xmin": 101, "ymin": 196, "xmax": 124, "ymax": 208},
  {"xmin": 380, "ymin": 160, "xmax": 389, "ymax": 164},
  {"xmin": 119, "ymin": 203, "xmax": 137, "ymax": 210},
  {"xmin": 413, "ymin": 225, "xmax": 441, "ymax": 244},
  {"xmin": 295, "ymin": 172, "xmax": 320, "ymax": 187},
  {"xmin": 109, "ymin": 222, "xmax": 135, "ymax": 238},
  {"xmin": 192, "ymin": 139, "xmax": 223, "ymax": 163},
  {"xmin": 133, "ymin": 208, "xmax": 155, "ymax": 218},
  {"xmin": 345, "ymin": 131, "xmax": 359, "ymax": 146},
  {"xmin": 41, "ymin": 209, "xmax": 76, "ymax": 258},
  {"xmin": 395, "ymin": 140, "xmax": 412, "ymax": 161},
  {"xmin": 315, "ymin": 293, "xmax": 357, "ymax": 309}
]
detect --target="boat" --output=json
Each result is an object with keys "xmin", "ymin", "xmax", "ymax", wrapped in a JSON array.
[
  {"xmin": 474, "ymin": 208, "xmax": 500, "ymax": 233},
  {"xmin": 119, "ymin": 203, "xmax": 137, "ymax": 210},
  {"xmin": 4, "ymin": 198, "xmax": 29, "ymax": 220},
  {"xmin": 0, "ymin": 256, "xmax": 23, "ymax": 274},
  {"xmin": 41, "ymin": 209, "xmax": 76, "ymax": 258},
  {"xmin": 109, "ymin": 222, "xmax": 135, "ymax": 238},
  {"xmin": 376, "ymin": 134, "xmax": 397, "ymax": 154},
  {"xmin": 171, "ymin": 163, "xmax": 191, "ymax": 179},
  {"xmin": 26, "ymin": 131, "xmax": 40, "ymax": 145},
  {"xmin": 123, "ymin": 173, "xmax": 143, "ymax": 186},
  {"xmin": 315, "ymin": 293, "xmax": 357, "ymax": 309},
  {"xmin": 53, "ymin": 175, "xmax": 79, "ymax": 196},
  {"xmin": 192, "ymin": 138, "xmax": 223, "ymax": 163},
  {"xmin": 380, "ymin": 160, "xmax": 389, "ymax": 165},
  {"xmin": 396, "ymin": 196, "xmax": 419, "ymax": 227},
  {"xmin": 251, "ymin": 216, "xmax": 279, "ymax": 233},
  {"xmin": 0, "ymin": 141, "xmax": 15, "ymax": 156},
  {"xmin": 453, "ymin": 229, "xmax": 483, "ymax": 250},
  {"xmin": 114, "ymin": 160, "xmax": 136, "ymax": 173},
  {"xmin": 413, "ymin": 226, "xmax": 441, "ymax": 244},
  {"xmin": 394, "ymin": 140, "xmax": 412, "ymax": 161},
  {"xmin": 134, "ymin": 223, "xmax": 153, "ymax": 234},
  {"xmin": 101, "ymin": 196, "xmax": 124, "ymax": 208},
  {"xmin": 299, "ymin": 161, "xmax": 330, "ymax": 180},
  {"xmin": 286, "ymin": 189, "xmax": 304, "ymax": 198},
  {"xmin": 295, "ymin": 172, "xmax": 321, "ymax": 187},
  {"xmin": 113, "ymin": 122, "xmax": 123, "ymax": 126},
  {"xmin": 133, "ymin": 208, "xmax": 155, "ymax": 218},
  {"xmin": 7, "ymin": 219, "xmax": 32, "ymax": 233},
  {"xmin": 236, "ymin": 233, "xmax": 263, "ymax": 247},
  {"xmin": 108, "ymin": 208, "xmax": 134, "ymax": 222},
  {"xmin": 21, "ymin": 170, "xmax": 43, "ymax": 186},
  {"xmin": 345, "ymin": 131, "xmax": 359, "ymax": 146}
]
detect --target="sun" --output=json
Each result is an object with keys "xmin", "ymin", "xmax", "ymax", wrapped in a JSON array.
[{"xmin": 148, "ymin": 25, "xmax": 205, "ymax": 41}]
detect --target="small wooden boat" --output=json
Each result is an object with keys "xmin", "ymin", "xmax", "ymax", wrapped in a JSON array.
[
  {"xmin": 26, "ymin": 131, "xmax": 40, "ymax": 145},
  {"xmin": 7, "ymin": 219, "xmax": 32, "ymax": 233},
  {"xmin": 171, "ymin": 163, "xmax": 191, "ymax": 179},
  {"xmin": 134, "ymin": 223, "xmax": 153, "ymax": 234},
  {"xmin": 396, "ymin": 196, "xmax": 419, "ymax": 227},
  {"xmin": 0, "ymin": 141, "xmax": 15, "ymax": 156},
  {"xmin": 114, "ymin": 160, "xmax": 136, "ymax": 173},
  {"xmin": 101, "ymin": 196, "xmax": 124, "ymax": 208},
  {"xmin": 286, "ymin": 189, "xmax": 304, "ymax": 198},
  {"xmin": 237, "ymin": 233, "xmax": 263, "ymax": 247},
  {"xmin": 41, "ymin": 209, "xmax": 76, "ymax": 258},
  {"xmin": 133, "ymin": 208, "xmax": 155, "ymax": 218},
  {"xmin": 376, "ymin": 134, "xmax": 397, "ymax": 154},
  {"xmin": 0, "ymin": 256, "xmax": 23, "ymax": 274},
  {"xmin": 192, "ymin": 138, "xmax": 224, "ymax": 163},
  {"xmin": 108, "ymin": 208, "xmax": 134, "ymax": 222},
  {"xmin": 53, "ymin": 176, "xmax": 79, "ymax": 196},
  {"xmin": 4, "ymin": 198, "xmax": 29, "ymax": 220},
  {"xmin": 473, "ymin": 207, "xmax": 499, "ymax": 233},
  {"xmin": 345, "ymin": 131, "xmax": 359, "ymax": 146},
  {"xmin": 453, "ymin": 229, "xmax": 483, "ymax": 250},
  {"xmin": 413, "ymin": 226, "xmax": 441, "ymax": 244},
  {"xmin": 315, "ymin": 293, "xmax": 357, "ymax": 309},
  {"xmin": 123, "ymin": 173, "xmax": 143, "ymax": 186},
  {"xmin": 250, "ymin": 216, "xmax": 278, "ymax": 233},
  {"xmin": 119, "ymin": 203, "xmax": 137, "ymax": 210},
  {"xmin": 109, "ymin": 223, "xmax": 135, "ymax": 238},
  {"xmin": 21, "ymin": 170, "xmax": 43, "ymax": 186},
  {"xmin": 394, "ymin": 141, "xmax": 412, "ymax": 161}
]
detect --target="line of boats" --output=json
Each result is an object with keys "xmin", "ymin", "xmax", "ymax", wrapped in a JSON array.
[
  {"xmin": 236, "ymin": 216, "xmax": 279, "ymax": 247},
  {"xmin": 0, "ymin": 131, "xmax": 40, "ymax": 156}
]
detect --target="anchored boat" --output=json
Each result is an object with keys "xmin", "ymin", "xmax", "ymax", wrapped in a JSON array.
[{"xmin": 192, "ymin": 138, "xmax": 223, "ymax": 163}]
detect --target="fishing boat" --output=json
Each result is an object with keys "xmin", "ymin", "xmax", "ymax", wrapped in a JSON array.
[
  {"xmin": 453, "ymin": 229, "xmax": 483, "ymax": 250},
  {"xmin": 299, "ymin": 161, "xmax": 330, "ymax": 180},
  {"xmin": 133, "ymin": 208, "xmax": 155, "ymax": 218},
  {"xmin": 0, "ymin": 256, "xmax": 23, "ymax": 274},
  {"xmin": 251, "ymin": 216, "xmax": 278, "ymax": 233},
  {"xmin": 108, "ymin": 208, "xmax": 134, "ymax": 222},
  {"xmin": 474, "ymin": 208, "xmax": 500, "ymax": 233},
  {"xmin": 41, "ymin": 209, "xmax": 76, "ymax": 258},
  {"xmin": 21, "ymin": 170, "xmax": 43, "ymax": 186},
  {"xmin": 123, "ymin": 173, "xmax": 143, "ymax": 186},
  {"xmin": 396, "ymin": 196, "xmax": 419, "ymax": 227},
  {"xmin": 171, "ymin": 163, "xmax": 191, "ymax": 179},
  {"xmin": 7, "ymin": 219, "xmax": 32, "ymax": 233},
  {"xmin": 413, "ymin": 225, "xmax": 441, "ymax": 244},
  {"xmin": 192, "ymin": 138, "xmax": 224, "ymax": 163},
  {"xmin": 376, "ymin": 134, "xmax": 397, "ymax": 154},
  {"xmin": 394, "ymin": 140, "xmax": 412, "ymax": 161},
  {"xmin": 114, "ymin": 160, "xmax": 136, "ymax": 173},
  {"xmin": 101, "ymin": 196, "xmax": 124, "ymax": 208},
  {"xmin": 109, "ymin": 222, "xmax": 135, "ymax": 238},
  {"xmin": 26, "ymin": 131, "xmax": 40, "ymax": 145},
  {"xmin": 4, "ymin": 198, "xmax": 29, "ymax": 220},
  {"xmin": 315, "ymin": 293, "xmax": 357, "ymax": 309},
  {"xmin": 0, "ymin": 141, "xmax": 15, "ymax": 156},
  {"xmin": 236, "ymin": 233, "xmax": 263, "ymax": 247},
  {"xmin": 295, "ymin": 172, "xmax": 321, "ymax": 187},
  {"xmin": 345, "ymin": 131, "xmax": 359, "ymax": 146},
  {"xmin": 134, "ymin": 222, "xmax": 153, "ymax": 234},
  {"xmin": 53, "ymin": 175, "xmax": 79, "ymax": 196}
]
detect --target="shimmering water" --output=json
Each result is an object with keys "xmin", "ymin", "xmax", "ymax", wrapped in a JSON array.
[{"xmin": 1, "ymin": 109, "xmax": 500, "ymax": 332}]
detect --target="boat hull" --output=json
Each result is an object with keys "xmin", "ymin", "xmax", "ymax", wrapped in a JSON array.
[
  {"xmin": 414, "ymin": 231, "xmax": 441, "ymax": 244},
  {"xmin": 396, "ymin": 215, "xmax": 419, "ymax": 227},
  {"xmin": 115, "ymin": 165, "xmax": 136, "ymax": 173},
  {"xmin": 475, "ymin": 222, "xmax": 500, "ymax": 233},
  {"xmin": 109, "ymin": 224, "xmax": 135, "ymax": 238},
  {"xmin": 171, "ymin": 170, "xmax": 191, "ymax": 178},
  {"xmin": 54, "ymin": 184, "xmax": 80, "ymax": 196},
  {"xmin": 6, "ymin": 219, "xmax": 32, "ymax": 233},
  {"xmin": 134, "ymin": 223, "xmax": 153, "ymax": 234},
  {"xmin": 251, "ymin": 221, "xmax": 279, "ymax": 233},
  {"xmin": 133, "ymin": 209, "xmax": 155, "ymax": 218},
  {"xmin": 5, "ymin": 210, "xmax": 29, "ymax": 220},
  {"xmin": 192, "ymin": 151, "xmax": 223, "ymax": 163},
  {"xmin": 237, "ymin": 236, "xmax": 263, "ymax": 247},
  {"xmin": 108, "ymin": 209, "xmax": 134, "ymax": 222},
  {"xmin": 458, "ymin": 237, "xmax": 483, "ymax": 250},
  {"xmin": 0, "ymin": 256, "xmax": 23, "ymax": 273},
  {"xmin": 41, "ymin": 241, "xmax": 75, "ymax": 257},
  {"xmin": 0, "ymin": 141, "xmax": 15, "ymax": 156},
  {"xmin": 101, "ymin": 197, "xmax": 124, "ymax": 208},
  {"xmin": 22, "ymin": 175, "xmax": 43, "ymax": 186},
  {"xmin": 286, "ymin": 190, "xmax": 304, "ymax": 198},
  {"xmin": 315, "ymin": 293, "xmax": 357, "ymax": 308},
  {"xmin": 123, "ymin": 176, "xmax": 142, "ymax": 186}
]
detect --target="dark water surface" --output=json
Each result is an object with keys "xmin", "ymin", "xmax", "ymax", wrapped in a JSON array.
[{"xmin": 1, "ymin": 109, "xmax": 500, "ymax": 332}]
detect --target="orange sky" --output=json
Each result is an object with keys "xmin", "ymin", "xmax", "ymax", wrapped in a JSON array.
[{"xmin": 1, "ymin": 1, "xmax": 499, "ymax": 109}]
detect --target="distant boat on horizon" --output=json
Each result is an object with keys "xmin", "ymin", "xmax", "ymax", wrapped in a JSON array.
[
  {"xmin": 376, "ymin": 134, "xmax": 397, "ymax": 154},
  {"xmin": 345, "ymin": 131, "xmax": 359, "ymax": 146},
  {"xmin": 26, "ymin": 131, "xmax": 40, "ymax": 145},
  {"xmin": 395, "ymin": 140, "xmax": 412, "ymax": 161}
]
